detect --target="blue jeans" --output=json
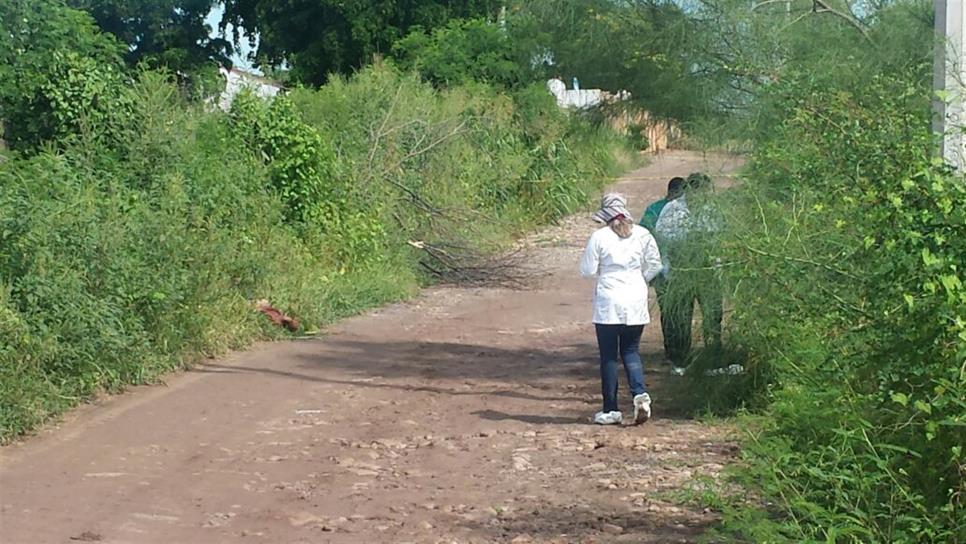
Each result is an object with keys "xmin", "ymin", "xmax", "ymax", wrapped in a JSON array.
[{"xmin": 595, "ymin": 324, "xmax": 646, "ymax": 412}]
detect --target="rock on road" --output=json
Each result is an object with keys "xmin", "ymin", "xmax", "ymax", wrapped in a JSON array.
[{"xmin": 0, "ymin": 151, "xmax": 742, "ymax": 544}]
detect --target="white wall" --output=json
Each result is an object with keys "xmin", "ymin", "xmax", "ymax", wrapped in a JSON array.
[
  {"xmin": 546, "ymin": 78, "xmax": 628, "ymax": 110},
  {"xmin": 935, "ymin": 0, "xmax": 966, "ymax": 168},
  {"xmin": 217, "ymin": 67, "xmax": 281, "ymax": 111}
]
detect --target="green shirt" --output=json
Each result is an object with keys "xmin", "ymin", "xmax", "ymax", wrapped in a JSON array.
[{"xmin": 639, "ymin": 198, "xmax": 668, "ymax": 232}]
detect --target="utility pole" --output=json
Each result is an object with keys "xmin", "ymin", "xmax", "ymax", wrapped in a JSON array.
[{"xmin": 934, "ymin": 0, "xmax": 966, "ymax": 169}]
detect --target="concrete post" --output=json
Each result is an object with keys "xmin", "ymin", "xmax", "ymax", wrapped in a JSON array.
[{"xmin": 934, "ymin": 0, "xmax": 966, "ymax": 168}]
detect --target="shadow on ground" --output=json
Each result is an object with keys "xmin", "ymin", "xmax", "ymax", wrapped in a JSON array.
[{"xmin": 196, "ymin": 339, "xmax": 694, "ymax": 421}]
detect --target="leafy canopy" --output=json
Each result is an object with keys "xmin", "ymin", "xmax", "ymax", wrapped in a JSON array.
[
  {"xmin": 67, "ymin": 0, "xmax": 232, "ymax": 73},
  {"xmin": 220, "ymin": 0, "xmax": 502, "ymax": 85},
  {"xmin": 511, "ymin": 0, "xmax": 705, "ymax": 121},
  {"xmin": 0, "ymin": 0, "xmax": 128, "ymax": 150},
  {"xmin": 392, "ymin": 18, "xmax": 533, "ymax": 88}
]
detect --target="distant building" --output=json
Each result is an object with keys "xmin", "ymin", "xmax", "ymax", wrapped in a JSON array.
[
  {"xmin": 546, "ymin": 78, "xmax": 676, "ymax": 152},
  {"xmin": 217, "ymin": 67, "xmax": 282, "ymax": 111},
  {"xmin": 546, "ymin": 78, "xmax": 629, "ymax": 110}
]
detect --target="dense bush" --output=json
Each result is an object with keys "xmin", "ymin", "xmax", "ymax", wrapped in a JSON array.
[
  {"xmin": 690, "ymin": 76, "xmax": 966, "ymax": 542},
  {"xmin": 0, "ymin": 64, "xmax": 634, "ymax": 441},
  {"xmin": 229, "ymin": 93, "xmax": 340, "ymax": 225},
  {"xmin": 219, "ymin": 0, "xmax": 502, "ymax": 86},
  {"xmin": 638, "ymin": 2, "xmax": 966, "ymax": 541},
  {"xmin": 392, "ymin": 18, "xmax": 530, "ymax": 88},
  {"xmin": 289, "ymin": 67, "xmax": 631, "ymax": 273},
  {"xmin": 0, "ymin": 0, "xmax": 129, "ymax": 151}
]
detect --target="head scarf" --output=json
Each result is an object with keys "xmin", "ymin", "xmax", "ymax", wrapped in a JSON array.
[{"xmin": 592, "ymin": 193, "xmax": 632, "ymax": 224}]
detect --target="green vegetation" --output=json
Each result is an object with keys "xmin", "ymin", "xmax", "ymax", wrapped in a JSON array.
[
  {"xmin": 0, "ymin": 2, "xmax": 635, "ymax": 441},
  {"xmin": 0, "ymin": 0, "xmax": 128, "ymax": 151},
  {"xmin": 220, "ymin": 0, "xmax": 503, "ymax": 85},
  {"xmin": 655, "ymin": 1, "xmax": 965, "ymax": 541},
  {"xmin": 393, "ymin": 18, "xmax": 531, "ymax": 88},
  {"xmin": 3, "ymin": 0, "xmax": 963, "ymax": 541},
  {"xmin": 511, "ymin": 0, "xmax": 703, "ymax": 121},
  {"xmin": 697, "ymin": 75, "xmax": 966, "ymax": 543},
  {"xmin": 67, "ymin": 0, "xmax": 231, "ymax": 73}
]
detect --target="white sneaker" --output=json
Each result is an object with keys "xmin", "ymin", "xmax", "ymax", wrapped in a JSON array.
[
  {"xmin": 594, "ymin": 411, "xmax": 623, "ymax": 425},
  {"xmin": 633, "ymin": 393, "xmax": 652, "ymax": 424}
]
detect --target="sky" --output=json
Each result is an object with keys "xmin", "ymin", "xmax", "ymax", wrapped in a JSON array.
[{"xmin": 205, "ymin": 4, "xmax": 258, "ymax": 72}]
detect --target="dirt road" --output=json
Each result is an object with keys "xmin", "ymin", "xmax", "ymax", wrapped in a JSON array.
[{"xmin": 0, "ymin": 151, "xmax": 742, "ymax": 544}]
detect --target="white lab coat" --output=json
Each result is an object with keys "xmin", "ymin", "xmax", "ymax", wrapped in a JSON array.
[
  {"xmin": 654, "ymin": 195, "xmax": 722, "ymax": 277},
  {"xmin": 654, "ymin": 196, "xmax": 691, "ymax": 243},
  {"xmin": 655, "ymin": 195, "xmax": 721, "ymax": 242},
  {"xmin": 580, "ymin": 225, "xmax": 663, "ymax": 325}
]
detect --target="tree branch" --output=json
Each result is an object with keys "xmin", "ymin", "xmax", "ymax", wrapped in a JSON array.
[{"xmin": 811, "ymin": 0, "xmax": 873, "ymax": 42}]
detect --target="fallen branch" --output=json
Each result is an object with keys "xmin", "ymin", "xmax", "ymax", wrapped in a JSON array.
[{"xmin": 409, "ymin": 239, "xmax": 531, "ymax": 288}]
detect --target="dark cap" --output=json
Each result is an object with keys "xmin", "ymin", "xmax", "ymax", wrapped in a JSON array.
[
  {"xmin": 667, "ymin": 177, "xmax": 686, "ymax": 198},
  {"xmin": 686, "ymin": 172, "xmax": 712, "ymax": 191}
]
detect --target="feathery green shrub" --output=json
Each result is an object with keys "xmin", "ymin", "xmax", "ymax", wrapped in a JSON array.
[{"xmin": 687, "ymin": 76, "xmax": 965, "ymax": 543}]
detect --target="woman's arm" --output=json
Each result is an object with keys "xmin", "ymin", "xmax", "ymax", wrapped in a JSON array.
[
  {"xmin": 641, "ymin": 234, "xmax": 663, "ymax": 283},
  {"xmin": 579, "ymin": 233, "xmax": 600, "ymax": 278}
]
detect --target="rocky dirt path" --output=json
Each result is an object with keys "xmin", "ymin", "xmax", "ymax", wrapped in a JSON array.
[{"xmin": 0, "ymin": 150, "xmax": 743, "ymax": 544}]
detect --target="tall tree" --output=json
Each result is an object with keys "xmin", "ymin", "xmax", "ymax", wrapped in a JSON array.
[
  {"xmin": 392, "ymin": 17, "xmax": 546, "ymax": 88},
  {"xmin": 512, "ymin": 0, "xmax": 931, "ymax": 126},
  {"xmin": 512, "ymin": 0, "xmax": 705, "ymax": 121},
  {"xmin": 0, "ymin": 0, "xmax": 127, "ymax": 150},
  {"xmin": 67, "ymin": 0, "xmax": 232, "ymax": 72},
  {"xmin": 220, "ymin": 0, "xmax": 502, "ymax": 85}
]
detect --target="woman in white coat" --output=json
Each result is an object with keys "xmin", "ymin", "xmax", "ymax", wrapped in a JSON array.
[{"xmin": 580, "ymin": 193, "xmax": 663, "ymax": 425}]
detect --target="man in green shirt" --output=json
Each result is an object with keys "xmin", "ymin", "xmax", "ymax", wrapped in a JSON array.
[
  {"xmin": 640, "ymin": 177, "xmax": 685, "ymax": 362},
  {"xmin": 641, "ymin": 177, "xmax": 685, "ymax": 231}
]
